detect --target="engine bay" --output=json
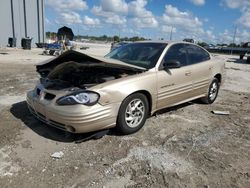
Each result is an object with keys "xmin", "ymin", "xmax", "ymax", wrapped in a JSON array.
[{"xmin": 39, "ymin": 61, "xmax": 140, "ymax": 90}]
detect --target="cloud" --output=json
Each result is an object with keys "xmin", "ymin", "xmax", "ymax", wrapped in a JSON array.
[
  {"xmin": 237, "ymin": 10, "xmax": 250, "ymax": 28},
  {"xmin": 217, "ymin": 28, "xmax": 250, "ymax": 43},
  {"xmin": 159, "ymin": 5, "xmax": 219, "ymax": 43},
  {"xmin": 239, "ymin": 30, "xmax": 250, "ymax": 41},
  {"xmin": 128, "ymin": 0, "xmax": 158, "ymax": 28},
  {"xmin": 222, "ymin": 0, "xmax": 250, "ymax": 28},
  {"xmin": 161, "ymin": 25, "xmax": 177, "ymax": 33},
  {"xmin": 189, "ymin": 0, "xmax": 205, "ymax": 6},
  {"xmin": 83, "ymin": 16, "xmax": 100, "ymax": 25},
  {"xmin": 101, "ymin": 0, "xmax": 128, "ymax": 14},
  {"xmin": 57, "ymin": 12, "xmax": 82, "ymax": 24},
  {"xmin": 92, "ymin": 6, "xmax": 113, "ymax": 17},
  {"xmin": 221, "ymin": 0, "xmax": 250, "ymax": 9},
  {"xmin": 91, "ymin": 0, "xmax": 128, "ymax": 25},
  {"xmin": 162, "ymin": 5, "xmax": 203, "ymax": 33},
  {"xmin": 92, "ymin": 0, "xmax": 128, "ymax": 17},
  {"xmin": 92, "ymin": 0, "xmax": 158, "ymax": 28},
  {"xmin": 46, "ymin": 0, "xmax": 88, "ymax": 12},
  {"xmin": 131, "ymin": 17, "xmax": 158, "ymax": 28},
  {"xmin": 128, "ymin": 0, "xmax": 152, "ymax": 17},
  {"xmin": 105, "ymin": 15, "xmax": 127, "ymax": 25}
]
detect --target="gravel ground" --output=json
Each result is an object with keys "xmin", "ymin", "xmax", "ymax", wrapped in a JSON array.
[{"xmin": 0, "ymin": 46, "xmax": 249, "ymax": 188}]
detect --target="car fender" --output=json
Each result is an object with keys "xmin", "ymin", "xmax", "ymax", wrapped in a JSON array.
[{"xmin": 92, "ymin": 71, "xmax": 157, "ymax": 113}]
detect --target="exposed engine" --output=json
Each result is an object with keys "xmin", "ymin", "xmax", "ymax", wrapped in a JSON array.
[{"xmin": 39, "ymin": 61, "xmax": 139, "ymax": 90}]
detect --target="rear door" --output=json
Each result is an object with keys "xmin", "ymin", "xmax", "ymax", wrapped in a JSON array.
[
  {"xmin": 156, "ymin": 44, "xmax": 193, "ymax": 109},
  {"xmin": 186, "ymin": 44, "xmax": 212, "ymax": 96}
]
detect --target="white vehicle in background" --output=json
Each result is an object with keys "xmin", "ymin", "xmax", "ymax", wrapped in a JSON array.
[
  {"xmin": 245, "ymin": 51, "xmax": 250, "ymax": 63},
  {"xmin": 239, "ymin": 42, "xmax": 250, "ymax": 63}
]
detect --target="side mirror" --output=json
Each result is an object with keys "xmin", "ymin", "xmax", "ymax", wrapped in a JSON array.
[{"xmin": 163, "ymin": 60, "xmax": 181, "ymax": 69}]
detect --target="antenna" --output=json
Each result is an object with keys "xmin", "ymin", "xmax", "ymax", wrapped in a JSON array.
[{"xmin": 170, "ymin": 26, "xmax": 173, "ymax": 41}]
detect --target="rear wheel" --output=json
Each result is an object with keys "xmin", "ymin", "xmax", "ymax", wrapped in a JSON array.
[
  {"xmin": 117, "ymin": 93, "xmax": 149, "ymax": 134},
  {"xmin": 201, "ymin": 78, "xmax": 219, "ymax": 104}
]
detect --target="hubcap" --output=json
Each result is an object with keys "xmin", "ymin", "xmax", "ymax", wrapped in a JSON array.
[
  {"xmin": 209, "ymin": 82, "xmax": 218, "ymax": 101},
  {"xmin": 125, "ymin": 99, "xmax": 145, "ymax": 128}
]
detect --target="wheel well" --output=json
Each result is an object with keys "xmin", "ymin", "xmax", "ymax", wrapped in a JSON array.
[
  {"xmin": 214, "ymin": 74, "xmax": 221, "ymax": 83},
  {"xmin": 132, "ymin": 90, "xmax": 152, "ymax": 115}
]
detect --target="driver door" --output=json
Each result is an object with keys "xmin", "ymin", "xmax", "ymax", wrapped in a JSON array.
[{"xmin": 156, "ymin": 44, "xmax": 193, "ymax": 109}]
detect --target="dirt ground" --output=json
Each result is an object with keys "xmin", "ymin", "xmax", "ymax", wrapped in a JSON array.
[{"xmin": 0, "ymin": 47, "xmax": 249, "ymax": 188}]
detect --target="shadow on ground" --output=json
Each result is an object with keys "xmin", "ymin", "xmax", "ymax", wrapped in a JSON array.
[
  {"xmin": 153, "ymin": 102, "xmax": 194, "ymax": 116},
  {"xmin": 10, "ymin": 101, "xmax": 110, "ymax": 143},
  {"xmin": 10, "ymin": 100, "xmax": 198, "ymax": 143}
]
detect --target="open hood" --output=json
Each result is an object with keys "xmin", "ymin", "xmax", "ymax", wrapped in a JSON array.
[{"xmin": 36, "ymin": 50, "xmax": 146, "ymax": 73}]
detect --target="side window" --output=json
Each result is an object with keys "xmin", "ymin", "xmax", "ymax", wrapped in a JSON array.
[
  {"xmin": 163, "ymin": 44, "xmax": 187, "ymax": 66},
  {"xmin": 186, "ymin": 44, "xmax": 210, "ymax": 65}
]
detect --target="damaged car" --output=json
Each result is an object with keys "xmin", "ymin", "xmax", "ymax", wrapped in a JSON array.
[{"xmin": 26, "ymin": 41, "xmax": 225, "ymax": 134}]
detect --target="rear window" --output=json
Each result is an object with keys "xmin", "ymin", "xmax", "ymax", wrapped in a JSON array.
[{"xmin": 186, "ymin": 44, "xmax": 210, "ymax": 65}]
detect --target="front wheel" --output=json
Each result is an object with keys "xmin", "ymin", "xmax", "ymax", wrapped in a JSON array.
[
  {"xmin": 201, "ymin": 78, "xmax": 220, "ymax": 104},
  {"xmin": 117, "ymin": 93, "xmax": 149, "ymax": 134}
]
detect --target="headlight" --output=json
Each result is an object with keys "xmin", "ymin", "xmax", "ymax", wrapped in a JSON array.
[{"xmin": 56, "ymin": 90, "xmax": 100, "ymax": 106}]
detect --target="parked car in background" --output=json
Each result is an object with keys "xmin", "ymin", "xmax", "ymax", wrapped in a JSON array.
[
  {"xmin": 111, "ymin": 41, "xmax": 131, "ymax": 51},
  {"xmin": 183, "ymin": 38, "xmax": 194, "ymax": 43},
  {"xmin": 245, "ymin": 51, "xmax": 250, "ymax": 63},
  {"xmin": 27, "ymin": 41, "xmax": 225, "ymax": 135},
  {"xmin": 239, "ymin": 42, "xmax": 250, "ymax": 60}
]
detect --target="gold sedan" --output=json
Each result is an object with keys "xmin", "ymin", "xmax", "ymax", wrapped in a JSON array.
[{"xmin": 26, "ymin": 41, "xmax": 225, "ymax": 134}]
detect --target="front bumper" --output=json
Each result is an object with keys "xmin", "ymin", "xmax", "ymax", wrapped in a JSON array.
[{"xmin": 26, "ymin": 90, "xmax": 120, "ymax": 133}]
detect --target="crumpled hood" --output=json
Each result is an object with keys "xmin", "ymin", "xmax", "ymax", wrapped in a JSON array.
[{"xmin": 36, "ymin": 50, "xmax": 146, "ymax": 72}]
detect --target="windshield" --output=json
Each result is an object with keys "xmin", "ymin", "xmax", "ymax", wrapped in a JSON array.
[{"xmin": 105, "ymin": 42, "xmax": 167, "ymax": 69}]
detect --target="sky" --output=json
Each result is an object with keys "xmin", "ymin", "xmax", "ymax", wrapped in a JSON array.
[{"xmin": 45, "ymin": 0, "xmax": 250, "ymax": 44}]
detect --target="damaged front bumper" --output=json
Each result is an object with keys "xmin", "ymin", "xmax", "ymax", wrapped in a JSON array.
[{"xmin": 26, "ymin": 90, "xmax": 120, "ymax": 133}]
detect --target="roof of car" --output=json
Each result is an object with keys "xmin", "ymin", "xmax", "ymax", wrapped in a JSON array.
[{"xmin": 131, "ymin": 40, "xmax": 194, "ymax": 45}]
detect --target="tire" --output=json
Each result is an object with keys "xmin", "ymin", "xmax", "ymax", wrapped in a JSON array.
[
  {"xmin": 117, "ymin": 93, "xmax": 149, "ymax": 134},
  {"xmin": 49, "ymin": 50, "xmax": 55, "ymax": 55},
  {"xmin": 247, "ymin": 57, "xmax": 250, "ymax": 63},
  {"xmin": 201, "ymin": 78, "xmax": 219, "ymax": 104},
  {"xmin": 240, "ymin": 54, "xmax": 244, "ymax": 59}
]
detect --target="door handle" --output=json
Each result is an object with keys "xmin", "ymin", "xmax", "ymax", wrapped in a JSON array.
[{"xmin": 185, "ymin": 71, "xmax": 191, "ymax": 76}]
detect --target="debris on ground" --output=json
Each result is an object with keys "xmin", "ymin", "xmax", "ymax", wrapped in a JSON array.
[
  {"xmin": 51, "ymin": 151, "xmax": 64, "ymax": 159},
  {"xmin": 211, "ymin": 110, "xmax": 230, "ymax": 115}
]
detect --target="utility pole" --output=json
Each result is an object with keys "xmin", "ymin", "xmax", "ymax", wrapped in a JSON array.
[{"xmin": 231, "ymin": 25, "xmax": 237, "ymax": 55}]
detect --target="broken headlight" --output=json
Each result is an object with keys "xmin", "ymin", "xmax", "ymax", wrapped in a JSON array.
[{"xmin": 56, "ymin": 90, "xmax": 100, "ymax": 106}]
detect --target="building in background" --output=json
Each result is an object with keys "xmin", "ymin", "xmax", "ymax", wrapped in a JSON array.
[{"xmin": 0, "ymin": 0, "xmax": 45, "ymax": 47}]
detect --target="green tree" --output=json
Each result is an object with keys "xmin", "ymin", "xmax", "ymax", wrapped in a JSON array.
[{"xmin": 113, "ymin": 35, "xmax": 120, "ymax": 42}]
